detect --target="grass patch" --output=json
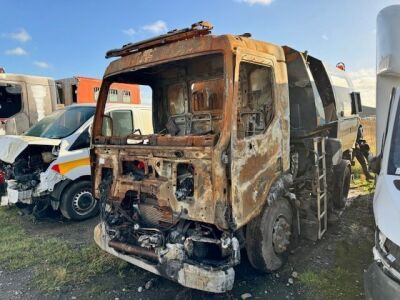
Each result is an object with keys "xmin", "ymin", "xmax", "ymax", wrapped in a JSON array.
[
  {"xmin": 351, "ymin": 176, "xmax": 375, "ymax": 194},
  {"xmin": 0, "ymin": 207, "xmax": 128, "ymax": 293},
  {"xmin": 299, "ymin": 267, "xmax": 358, "ymax": 299},
  {"xmin": 299, "ymin": 215, "xmax": 374, "ymax": 299}
]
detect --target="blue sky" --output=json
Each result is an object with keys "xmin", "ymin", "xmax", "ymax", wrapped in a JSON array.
[{"xmin": 1, "ymin": 0, "xmax": 400, "ymax": 106}]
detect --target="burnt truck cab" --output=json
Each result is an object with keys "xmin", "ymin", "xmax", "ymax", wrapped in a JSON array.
[{"xmin": 92, "ymin": 22, "xmax": 361, "ymax": 292}]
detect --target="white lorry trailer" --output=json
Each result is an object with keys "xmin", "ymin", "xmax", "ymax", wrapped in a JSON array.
[{"xmin": 364, "ymin": 5, "xmax": 400, "ymax": 299}]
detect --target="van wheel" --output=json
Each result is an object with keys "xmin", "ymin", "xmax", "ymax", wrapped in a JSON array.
[
  {"xmin": 246, "ymin": 198, "xmax": 292, "ymax": 272},
  {"xmin": 60, "ymin": 181, "xmax": 98, "ymax": 221},
  {"xmin": 333, "ymin": 160, "xmax": 351, "ymax": 209}
]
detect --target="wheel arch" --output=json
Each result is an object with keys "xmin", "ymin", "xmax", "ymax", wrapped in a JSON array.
[
  {"xmin": 241, "ymin": 173, "xmax": 295, "ymax": 233},
  {"xmin": 50, "ymin": 175, "xmax": 92, "ymax": 210}
]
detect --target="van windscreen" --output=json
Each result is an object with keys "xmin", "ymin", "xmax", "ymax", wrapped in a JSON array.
[
  {"xmin": 388, "ymin": 99, "xmax": 400, "ymax": 176},
  {"xmin": 25, "ymin": 106, "xmax": 95, "ymax": 139},
  {"xmin": 0, "ymin": 83, "xmax": 22, "ymax": 119}
]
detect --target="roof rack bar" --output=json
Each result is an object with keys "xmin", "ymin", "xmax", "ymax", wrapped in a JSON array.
[{"xmin": 106, "ymin": 21, "xmax": 213, "ymax": 59}]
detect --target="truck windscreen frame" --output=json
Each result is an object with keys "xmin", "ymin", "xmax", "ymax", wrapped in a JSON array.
[{"xmin": 100, "ymin": 53, "xmax": 225, "ymax": 137}]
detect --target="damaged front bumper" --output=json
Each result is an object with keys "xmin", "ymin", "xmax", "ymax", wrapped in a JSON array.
[
  {"xmin": 94, "ymin": 223, "xmax": 235, "ymax": 293},
  {"xmin": 1, "ymin": 170, "xmax": 64, "ymax": 207},
  {"xmin": 364, "ymin": 247, "xmax": 400, "ymax": 300}
]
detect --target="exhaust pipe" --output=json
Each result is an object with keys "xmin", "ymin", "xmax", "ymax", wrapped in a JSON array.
[{"xmin": 108, "ymin": 240, "xmax": 159, "ymax": 262}]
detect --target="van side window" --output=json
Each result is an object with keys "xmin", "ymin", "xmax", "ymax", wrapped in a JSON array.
[
  {"xmin": 167, "ymin": 83, "xmax": 186, "ymax": 115},
  {"xmin": 0, "ymin": 83, "xmax": 22, "ymax": 119},
  {"xmin": 69, "ymin": 128, "xmax": 90, "ymax": 151},
  {"xmin": 102, "ymin": 110, "xmax": 134, "ymax": 137},
  {"xmin": 237, "ymin": 63, "xmax": 274, "ymax": 138}
]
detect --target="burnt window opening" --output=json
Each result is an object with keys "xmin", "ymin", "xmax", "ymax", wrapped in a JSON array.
[
  {"xmin": 237, "ymin": 62, "xmax": 275, "ymax": 138},
  {"xmin": 0, "ymin": 83, "xmax": 22, "ymax": 119},
  {"xmin": 101, "ymin": 53, "xmax": 224, "ymax": 137},
  {"xmin": 101, "ymin": 167, "xmax": 113, "ymax": 182},
  {"xmin": 122, "ymin": 160, "xmax": 145, "ymax": 180},
  {"xmin": 191, "ymin": 79, "xmax": 223, "ymax": 112},
  {"xmin": 176, "ymin": 163, "xmax": 194, "ymax": 201},
  {"xmin": 168, "ymin": 83, "xmax": 186, "ymax": 115}
]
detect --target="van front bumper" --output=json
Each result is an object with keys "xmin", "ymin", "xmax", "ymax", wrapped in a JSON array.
[
  {"xmin": 94, "ymin": 223, "xmax": 235, "ymax": 293},
  {"xmin": 6, "ymin": 187, "xmax": 33, "ymax": 205},
  {"xmin": 364, "ymin": 262, "xmax": 400, "ymax": 300}
]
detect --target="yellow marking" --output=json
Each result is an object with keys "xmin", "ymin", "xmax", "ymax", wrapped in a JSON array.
[{"xmin": 58, "ymin": 158, "xmax": 90, "ymax": 175}]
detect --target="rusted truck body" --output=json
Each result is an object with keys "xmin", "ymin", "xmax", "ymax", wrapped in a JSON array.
[{"xmin": 91, "ymin": 22, "xmax": 362, "ymax": 292}]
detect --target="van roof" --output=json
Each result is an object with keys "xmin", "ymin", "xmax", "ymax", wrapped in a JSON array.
[
  {"xmin": 65, "ymin": 103, "xmax": 151, "ymax": 110},
  {"xmin": 0, "ymin": 73, "xmax": 54, "ymax": 85}
]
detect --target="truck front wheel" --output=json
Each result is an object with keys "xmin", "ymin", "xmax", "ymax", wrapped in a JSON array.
[
  {"xmin": 332, "ymin": 160, "xmax": 351, "ymax": 209},
  {"xmin": 246, "ymin": 198, "xmax": 293, "ymax": 272},
  {"xmin": 60, "ymin": 181, "xmax": 99, "ymax": 221}
]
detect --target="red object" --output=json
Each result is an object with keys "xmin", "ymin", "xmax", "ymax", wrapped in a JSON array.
[
  {"xmin": 336, "ymin": 62, "xmax": 346, "ymax": 71},
  {"xmin": 137, "ymin": 161, "xmax": 145, "ymax": 170},
  {"xmin": 0, "ymin": 169, "xmax": 5, "ymax": 184},
  {"xmin": 75, "ymin": 77, "xmax": 141, "ymax": 104},
  {"xmin": 51, "ymin": 164, "xmax": 61, "ymax": 174}
]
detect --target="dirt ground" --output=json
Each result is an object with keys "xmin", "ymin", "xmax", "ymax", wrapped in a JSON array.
[{"xmin": 0, "ymin": 185, "xmax": 375, "ymax": 300}]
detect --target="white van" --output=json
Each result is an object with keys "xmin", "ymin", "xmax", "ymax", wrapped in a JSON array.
[
  {"xmin": 0, "ymin": 103, "xmax": 152, "ymax": 220},
  {"xmin": 365, "ymin": 88, "xmax": 400, "ymax": 299},
  {"xmin": 364, "ymin": 6, "xmax": 400, "ymax": 299}
]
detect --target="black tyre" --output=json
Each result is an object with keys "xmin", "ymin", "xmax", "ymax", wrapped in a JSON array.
[
  {"xmin": 246, "ymin": 198, "xmax": 293, "ymax": 272},
  {"xmin": 60, "ymin": 181, "xmax": 98, "ymax": 221},
  {"xmin": 332, "ymin": 160, "xmax": 351, "ymax": 209}
]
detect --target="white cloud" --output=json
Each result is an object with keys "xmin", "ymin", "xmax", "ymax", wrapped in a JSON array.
[
  {"xmin": 238, "ymin": 0, "xmax": 274, "ymax": 5},
  {"xmin": 4, "ymin": 28, "xmax": 32, "ymax": 43},
  {"xmin": 123, "ymin": 28, "xmax": 136, "ymax": 36},
  {"xmin": 142, "ymin": 20, "xmax": 168, "ymax": 34},
  {"xmin": 33, "ymin": 61, "xmax": 51, "ymax": 69},
  {"xmin": 322, "ymin": 34, "xmax": 329, "ymax": 41},
  {"xmin": 5, "ymin": 47, "xmax": 28, "ymax": 56},
  {"xmin": 348, "ymin": 68, "xmax": 376, "ymax": 107}
]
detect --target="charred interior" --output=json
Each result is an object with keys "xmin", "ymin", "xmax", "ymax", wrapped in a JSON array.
[{"xmin": 94, "ymin": 53, "xmax": 224, "ymax": 147}]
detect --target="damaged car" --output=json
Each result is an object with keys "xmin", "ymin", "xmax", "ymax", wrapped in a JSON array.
[{"xmin": 0, "ymin": 103, "xmax": 152, "ymax": 220}]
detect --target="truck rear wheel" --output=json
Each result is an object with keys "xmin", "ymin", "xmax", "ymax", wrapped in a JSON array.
[
  {"xmin": 60, "ymin": 181, "xmax": 99, "ymax": 221},
  {"xmin": 332, "ymin": 160, "xmax": 351, "ymax": 209},
  {"xmin": 246, "ymin": 198, "xmax": 292, "ymax": 272}
]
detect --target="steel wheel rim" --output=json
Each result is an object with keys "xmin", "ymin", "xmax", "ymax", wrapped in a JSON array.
[
  {"xmin": 72, "ymin": 190, "xmax": 95, "ymax": 215},
  {"xmin": 272, "ymin": 215, "xmax": 291, "ymax": 254}
]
